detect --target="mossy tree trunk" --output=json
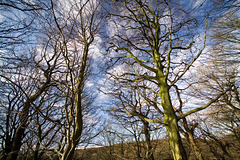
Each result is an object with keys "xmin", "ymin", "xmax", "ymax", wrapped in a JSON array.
[{"xmin": 158, "ymin": 81, "xmax": 187, "ymax": 160}]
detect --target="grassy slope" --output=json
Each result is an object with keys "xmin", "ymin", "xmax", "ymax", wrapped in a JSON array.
[{"xmin": 74, "ymin": 136, "xmax": 240, "ymax": 160}]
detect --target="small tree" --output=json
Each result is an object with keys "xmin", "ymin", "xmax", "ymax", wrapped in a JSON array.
[{"xmin": 108, "ymin": 81, "xmax": 162, "ymax": 160}]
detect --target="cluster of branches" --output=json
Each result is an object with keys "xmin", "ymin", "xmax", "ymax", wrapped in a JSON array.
[
  {"xmin": 0, "ymin": 0, "xmax": 239, "ymax": 160},
  {"xmin": 0, "ymin": 0, "xmax": 103, "ymax": 160}
]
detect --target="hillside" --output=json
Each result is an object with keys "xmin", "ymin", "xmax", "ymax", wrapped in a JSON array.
[{"xmin": 74, "ymin": 136, "xmax": 240, "ymax": 160}]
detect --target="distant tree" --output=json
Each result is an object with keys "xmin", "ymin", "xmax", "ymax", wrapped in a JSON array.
[{"xmin": 108, "ymin": 81, "xmax": 163, "ymax": 160}]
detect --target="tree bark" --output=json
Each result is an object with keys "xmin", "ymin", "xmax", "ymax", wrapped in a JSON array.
[
  {"xmin": 180, "ymin": 116, "xmax": 203, "ymax": 160},
  {"xmin": 165, "ymin": 117, "xmax": 187, "ymax": 160},
  {"xmin": 159, "ymin": 82, "xmax": 187, "ymax": 160},
  {"xmin": 188, "ymin": 132, "xmax": 203, "ymax": 160},
  {"xmin": 60, "ymin": 44, "xmax": 88, "ymax": 160}
]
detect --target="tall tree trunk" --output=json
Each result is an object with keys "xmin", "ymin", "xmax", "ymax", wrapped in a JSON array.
[
  {"xmin": 61, "ymin": 44, "xmax": 88, "ymax": 160},
  {"xmin": 165, "ymin": 117, "xmax": 187, "ymax": 160},
  {"xmin": 159, "ymin": 82, "xmax": 187, "ymax": 160},
  {"xmin": 61, "ymin": 81, "xmax": 84, "ymax": 160},
  {"xmin": 61, "ymin": 113, "xmax": 83, "ymax": 160}
]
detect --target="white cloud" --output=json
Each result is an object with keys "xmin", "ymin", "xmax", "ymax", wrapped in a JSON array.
[
  {"xmin": 86, "ymin": 80, "xmax": 94, "ymax": 87},
  {"xmin": 192, "ymin": 0, "xmax": 206, "ymax": 8}
]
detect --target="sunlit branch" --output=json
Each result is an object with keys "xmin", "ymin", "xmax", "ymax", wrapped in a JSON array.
[
  {"xmin": 116, "ymin": 47, "xmax": 157, "ymax": 73},
  {"xmin": 178, "ymin": 85, "xmax": 232, "ymax": 120}
]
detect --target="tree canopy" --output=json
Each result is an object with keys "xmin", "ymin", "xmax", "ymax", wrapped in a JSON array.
[{"xmin": 0, "ymin": 0, "xmax": 239, "ymax": 160}]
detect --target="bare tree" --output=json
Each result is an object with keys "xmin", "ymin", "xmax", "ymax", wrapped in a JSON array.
[
  {"xmin": 104, "ymin": 0, "xmax": 233, "ymax": 159},
  {"xmin": 108, "ymin": 81, "xmax": 163, "ymax": 160},
  {"xmin": 0, "ymin": 42, "xmax": 60, "ymax": 160},
  {"xmin": 0, "ymin": 1, "xmax": 63, "ymax": 159},
  {"xmin": 47, "ymin": 0, "xmax": 104, "ymax": 159},
  {"xmin": 184, "ymin": 23, "xmax": 240, "ymax": 158},
  {"xmin": 0, "ymin": 73, "xmax": 24, "ymax": 160},
  {"xmin": 1, "ymin": 0, "xmax": 104, "ymax": 159}
]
